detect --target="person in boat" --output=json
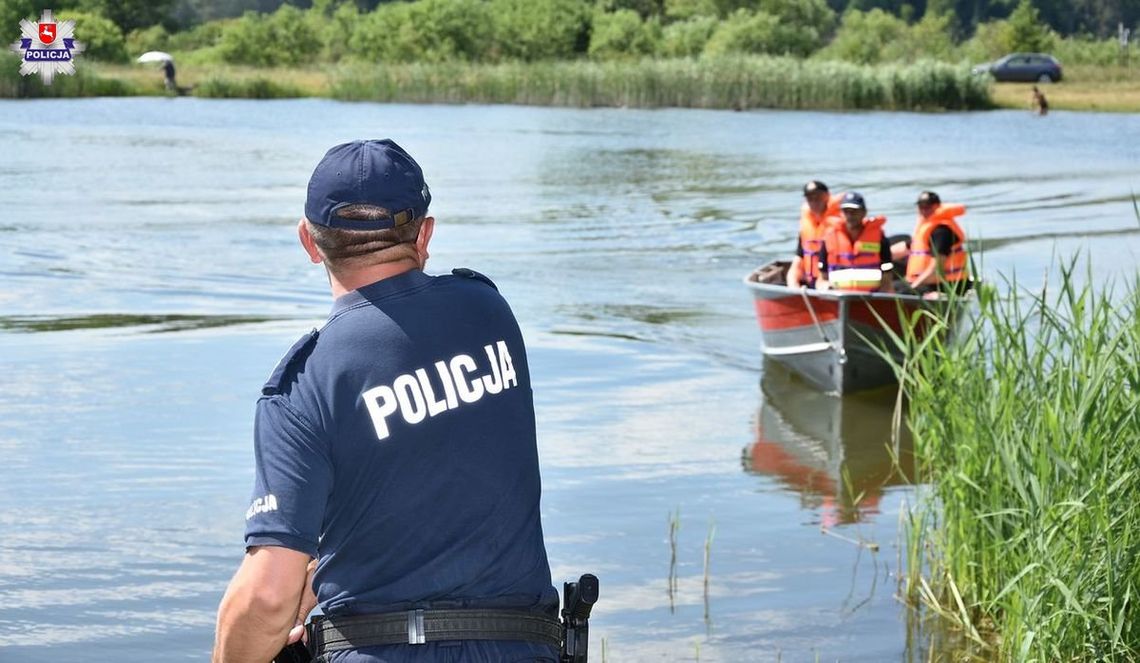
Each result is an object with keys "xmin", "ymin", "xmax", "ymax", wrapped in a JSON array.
[
  {"xmin": 786, "ymin": 180, "xmax": 842, "ymax": 288},
  {"xmin": 213, "ymin": 140, "xmax": 561, "ymax": 663},
  {"xmin": 905, "ymin": 191, "xmax": 970, "ymax": 296},
  {"xmin": 816, "ymin": 192, "xmax": 895, "ymax": 293}
]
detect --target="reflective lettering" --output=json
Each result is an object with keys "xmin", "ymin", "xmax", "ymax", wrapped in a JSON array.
[
  {"xmin": 363, "ymin": 385, "xmax": 398, "ymax": 440},
  {"xmin": 361, "ymin": 341, "xmax": 520, "ymax": 442},
  {"xmin": 482, "ymin": 344, "xmax": 503, "ymax": 394},
  {"xmin": 451, "ymin": 354, "xmax": 485, "ymax": 404},
  {"xmin": 497, "ymin": 340, "xmax": 517, "ymax": 388},
  {"xmin": 416, "ymin": 368, "xmax": 448, "ymax": 417},
  {"xmin": 245, "ymin": 494, "xmax": 279, "ymax": 520},
  {"xmin": 434, "ymin": 360, "xmax": 459, "ymax": 409},
  {"xmin": 394, "ymin": 374, "xmax": 426, "ymax": 424}
]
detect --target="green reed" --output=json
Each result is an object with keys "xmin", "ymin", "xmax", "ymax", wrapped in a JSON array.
[
  {"xmin": 0, "ymin": 57, "xmax": 140, "ymax": 97},
  {"xmin": 892, "ymin": 261, "xmax": 1140, "ymax": 660},
  {"xmin": 192, "ymin": 75, "xmax": 307, "ymax": 99},
  {"xmin": 329, "ymin": 56, "xmax": 991, "ymax": 111}
]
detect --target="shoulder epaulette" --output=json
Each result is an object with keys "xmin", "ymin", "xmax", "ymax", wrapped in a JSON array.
[
  {"xmin": 262, "ymin": 329, "xmax": 319, "ymax": 396},
  {"xmin": 452, "ymin": 267, "xmax": 498, "ymax": 291}
]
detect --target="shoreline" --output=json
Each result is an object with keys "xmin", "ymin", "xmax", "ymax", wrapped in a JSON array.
[
  {"xmin": 5, "ymin": 58, "xmax": 1139, "ymax": 113},
  {"xmin": 3, "ymin": 57, "xmax": 991, "ymax": 111}
]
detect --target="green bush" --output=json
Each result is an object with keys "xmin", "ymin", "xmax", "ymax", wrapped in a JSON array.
[
  {"xmin": 218, "ymin": 6, "xmax": 321, "ymax": 67},
  {"xmin": 58, "ymin": 11, "xmax": 128, "ymax": 63},
  {"xmin": 659, "ymin": 15, "xmax": 718, "ymax": 57},
  {"xmin": 960, "ymin": 19, "xmax": 1008, "ymax": 62},
  {"xmin": 1004, "ymin": 0, "xmax": 1055, "ymax": 54},
  {"xmin": 703, "ymin": 9, "xmax": 778, "ymax": 56},
  {"xmin": 410, "ymin": 0, "xmax": 495, "ymax": 62},
  {"xmin": 597, "ymin": 0, "xmax": 665, "ymax": 18},
  {"xmin": 1, "ymin": 0, "xmax": 39, "ymax": 43},
  {"xmin": 126, "ymin": 24, "xmax": 169, "ymax": 56},
  {"xmin": 348, "ymin": 3, "xmax": 417, "ymax": 63},
  {"xmin": 589, "ymin": 9, "xmax": 661, "ymax": 60},
  {"xmin": 488, "ymin": 0, "xmax": 592, "ymax": 61},
  {"xmin": 891, "ymin": 10, "xmax": 956, "ymax": 62},
  {"xmin": 1052, "ymin": 36, "xmax": 1130, "ymax": 66},
  {"xmin": 165, "ymin": 19, "xmax": 226, "ymax": 52},
  {"xmin": 664, "ymin": 0, "xmax": 719, "ymax": 20},
  {"xmin": 817, "ymin": 9, "xmax": 907, "ymax": 64},
  {"xmin": 316, "ymin": 2, "xmax": 360, "ymax": 63},
  {"xmin": 702, "ymin": 4, "xmax": 829, "ymax": 58}
]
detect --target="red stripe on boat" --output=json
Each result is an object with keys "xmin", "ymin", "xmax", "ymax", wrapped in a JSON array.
[{"xmin": 754, "ymin": 296, "xmax": 839, "ymax": 331}]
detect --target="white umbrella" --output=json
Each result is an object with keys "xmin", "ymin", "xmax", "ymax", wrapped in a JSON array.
[{"xmin": 136, "ymin": 51, "xmax": 173, "ymax": 64}]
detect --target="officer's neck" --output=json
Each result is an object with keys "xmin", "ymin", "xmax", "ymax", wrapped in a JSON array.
[{"xmin": 326, "ymin": 258, "xmax": 421, "ymax": 298}]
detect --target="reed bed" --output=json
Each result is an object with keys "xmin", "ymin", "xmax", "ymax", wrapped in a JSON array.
[
  {"xmin": 0, "ymin": 58, "xmax": 141, "ymax": 97},
  {"xmin": 0, "ymin": 55, "xmax": 996, "ymax": 110},
  {"xmin": 329, "ymin": 57, "xmax": 991, "ymax": 111},
  {"xmin": 895, "ymin": 263, "xmax": 1140, "ymax": 660}
]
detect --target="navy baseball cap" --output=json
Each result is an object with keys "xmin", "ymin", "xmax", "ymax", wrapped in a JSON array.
[
  {"xmin": 916, "ymin": 190, "xmax": 941, "ymax": 206},
  {"xmin": 305, "ymin": 139, "xmax": 431, "ymax": 230},
  {"xmin": 803, "ymin": 180, "xmax": 828, "ymax": 195},
  {"xmin": 839, "ymin": 191, "xmax": 866, "ymax": 210}
]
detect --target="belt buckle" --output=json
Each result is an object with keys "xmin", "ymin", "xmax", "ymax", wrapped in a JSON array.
[{"xmin": 406, "ymin": 609, "xmax": 426, "ymax": 645}]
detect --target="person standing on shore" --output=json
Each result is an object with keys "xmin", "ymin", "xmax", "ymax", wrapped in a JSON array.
[
  {"xmin": 162, "ymin": 58, "xmax": 177, "ymax": 93},
  {"xmin": 786, "ymin": 180, "xmax": 842, "ymax": 288},
  {"xmin": 1031, "ymin": 85, "xmax": 1049, "ymax": 115},
  {"xmin": 211, "ymin": 139, "xmax": 561, "ymax": 663}
]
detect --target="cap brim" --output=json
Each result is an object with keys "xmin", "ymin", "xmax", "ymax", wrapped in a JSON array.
[{"xmin": 840, "ymin": 204, "xmax": 863, "ymax": 210}]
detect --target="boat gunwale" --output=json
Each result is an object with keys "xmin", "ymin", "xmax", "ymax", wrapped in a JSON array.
[{"xmin": 742, "ymin": 268, "xmax": 929, "ymax": 304}]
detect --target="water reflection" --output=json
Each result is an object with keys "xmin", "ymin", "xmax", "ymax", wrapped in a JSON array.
[
  {"xmin": 743, "ymin": 361, "xmax": 913, "ymax": 526},
  {"xmin": 0, "ymin": 313, "xmax": 283, "ymax": 334}
]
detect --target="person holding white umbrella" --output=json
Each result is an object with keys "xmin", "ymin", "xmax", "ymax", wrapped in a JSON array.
[{"xmin": 137, "ymin": 51, "xmax": 176, "ymax": 93}]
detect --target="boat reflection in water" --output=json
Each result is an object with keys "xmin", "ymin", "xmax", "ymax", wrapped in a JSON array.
[{"xmin": 743, "ymin": 361, "xmax": 914, "ymax": 527}]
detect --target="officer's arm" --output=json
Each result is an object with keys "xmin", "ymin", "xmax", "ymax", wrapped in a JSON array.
[{"xmin": 213, "ymin": 545, "xmax": 310, "ymax": 663}]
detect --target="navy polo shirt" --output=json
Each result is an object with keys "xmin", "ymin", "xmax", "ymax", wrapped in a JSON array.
[{"xmin": 244, "ymin": 269, "xmax": 557, "ymax": 617}]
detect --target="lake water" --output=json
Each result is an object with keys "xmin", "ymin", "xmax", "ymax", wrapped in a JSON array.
[{"xmin": 1, "ymin": 98, "xmax": 1137, "ymax": 662}]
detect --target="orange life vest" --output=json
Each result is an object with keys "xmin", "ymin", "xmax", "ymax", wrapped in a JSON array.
[
  {"xmin": 906, "ymin": 204, "xmax": 968, "ymax": 283},
  {"xmin": 823, "ymin": 215, "xmax": 887, "ymax": 292},
  {"xmin": 796, "ymin": 194, "xmax": 842, "ymax": 285}
]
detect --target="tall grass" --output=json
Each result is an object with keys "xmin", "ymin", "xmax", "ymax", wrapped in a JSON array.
[
  {"xmin": 329, "ymin": 56, "xmax": 991, "ymax": 111},
  {"xmin": 3, "ymin": 55, "xmax": 988, "ymax": 109},
  {"xmin": 0, "ymin": 57, "xmax": 141, "ymax": 97},
  {"xmin": 896, "ymin": 262, "xmax": 1140, "ymax": 660}
]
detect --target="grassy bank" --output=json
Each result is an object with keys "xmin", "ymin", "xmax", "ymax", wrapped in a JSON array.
[
  {"xmin": 2, "ymin": 56, "xmax": 990, "ymax": 111},
  {"xmin": 897, "ymin": 263, "xmax": 1140, "ymax": 660},
  {"xmin": 991, "ymin": 64, "xmax": 1140, "ymax": 112}
]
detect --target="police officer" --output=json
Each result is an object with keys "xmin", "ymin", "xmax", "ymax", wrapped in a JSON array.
[{"xmin": 213, "ymin": 140, "xmax": 560, "ymax": 663}]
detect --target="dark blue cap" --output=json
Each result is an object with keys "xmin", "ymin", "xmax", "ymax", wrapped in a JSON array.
[
  {"xmin": 304, "ymin": 139, "xmax": 431, "ymax": 230},
  {"xmin": 839, "ymin": 191, "xmax": 866, "ymax": 210}
]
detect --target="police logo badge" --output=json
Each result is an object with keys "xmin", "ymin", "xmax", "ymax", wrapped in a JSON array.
[{"xmin": 9, "ymin": 10, "xmax": 84, "ymax": 85}]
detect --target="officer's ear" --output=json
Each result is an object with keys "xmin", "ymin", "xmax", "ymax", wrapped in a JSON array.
[
  {"xmin": 298, "ymin": 219, "xmax": 323, "ymax": 265},
  {"xmin": 416, "ymin": 216, "xmax": 435, "ymax": 266}
]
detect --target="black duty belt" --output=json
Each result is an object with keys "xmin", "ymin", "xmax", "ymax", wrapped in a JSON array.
[{"xmin": 309, "ymin": 609, "xmax": 562, "ymax": 654}]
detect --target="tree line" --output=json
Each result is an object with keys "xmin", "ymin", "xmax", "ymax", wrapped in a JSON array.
[{"xmin": 1, "ymin": 0, "xmax": 1135, "ymax": 65}]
